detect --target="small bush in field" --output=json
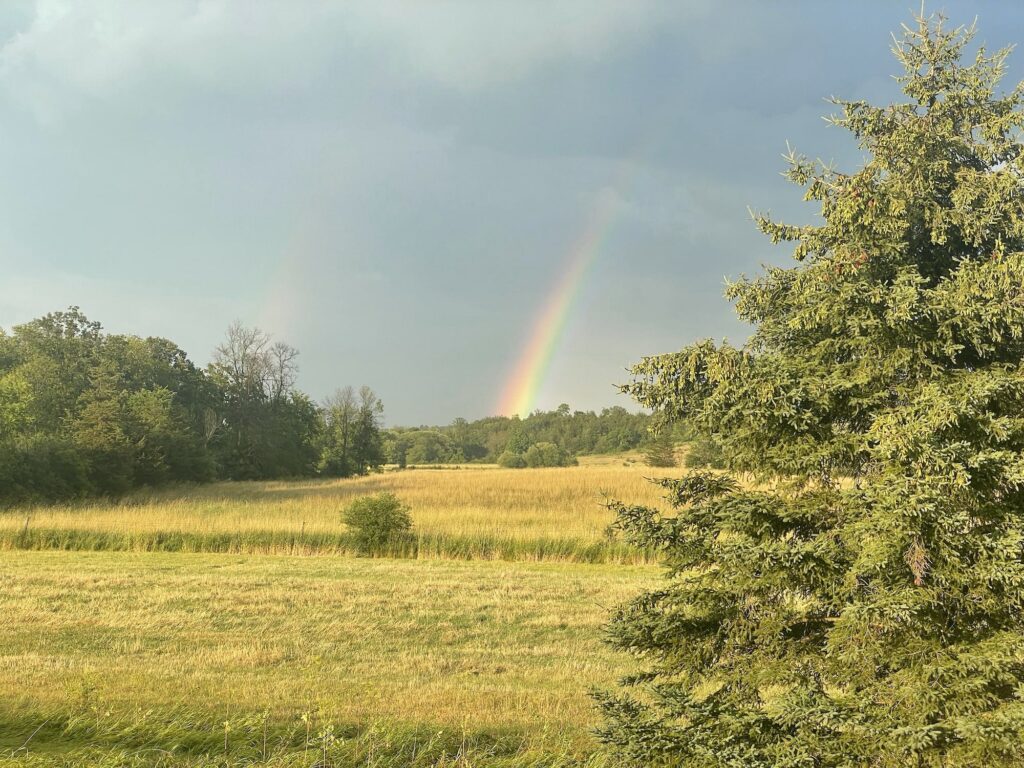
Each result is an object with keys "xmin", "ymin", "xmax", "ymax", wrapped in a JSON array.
[{"xmin": 342, "ymin": 492, "xmax": 412, "ymax": 551}]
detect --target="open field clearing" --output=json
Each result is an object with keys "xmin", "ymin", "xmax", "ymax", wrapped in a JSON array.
[
  {"xmin": 0, "ymin": 550, "xmax": 654, "ymax": 766},
  {"xmin": 0, "ymin": 460, "xmax": 682, "ymax": 563},
  {"xmin": 0, "ymin": 462, "xmax": 675, "ymax": 763}
]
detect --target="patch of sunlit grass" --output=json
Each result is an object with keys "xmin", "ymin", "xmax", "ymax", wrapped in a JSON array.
[
  {"xmin": 0, "ymin": 550, "xmax": 654, "ymax": 765},
  {"xmin": 0, "ymin": 462, "xmax": 684, "ymax": 563}
]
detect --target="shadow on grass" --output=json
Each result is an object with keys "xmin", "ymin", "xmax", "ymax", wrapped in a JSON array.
[
  {"xmin": 0, "ymin": 706, "xmax": 613, "ymax": 767},
  {"xmin": 0, "ymin": 526, "xmax": 655, "ymax": 565}
]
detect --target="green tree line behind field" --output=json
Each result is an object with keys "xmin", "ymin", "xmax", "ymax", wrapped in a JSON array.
[
  {"xmin": 383, "ymin": 404, "xmax": 655, "ymax": 467},
  {"xmin": 0, "ymin": 308, "xmax": 666, "ymax": 503},
  {"xmin": 0, "ymin": 308, "xmax": 385, "ymax": 504}
]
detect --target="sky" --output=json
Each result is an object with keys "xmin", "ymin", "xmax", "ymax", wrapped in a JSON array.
[{"xmin": 1, "ymin": 1, "xmax": 1022, "ymax": 425}]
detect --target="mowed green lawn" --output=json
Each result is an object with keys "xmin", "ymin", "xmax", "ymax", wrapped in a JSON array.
[{"xmin": 0, "ymin": 550, "xmax": 654, "ymax": 766}]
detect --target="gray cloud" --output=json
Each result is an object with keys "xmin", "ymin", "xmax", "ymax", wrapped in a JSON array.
[{"xmin": 1, "ymin": 0, "xmax": 1021, "ymax": 423}]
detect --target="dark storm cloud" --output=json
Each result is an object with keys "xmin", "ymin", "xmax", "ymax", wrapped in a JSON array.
[{"xmin": 1, "ymin": 1, "xmax": 1021, "ymax": 423}]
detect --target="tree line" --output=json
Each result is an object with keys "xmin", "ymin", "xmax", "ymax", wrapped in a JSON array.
[
  {"xmin": 383, "ymin": 403, "xmax": 653, "ymax": 467},
  {"xmin": 0, "ymin": 308, "xmax": 384, "ymax": 504},
  {"xmin": 0, "ymin": 307, "xmax": 661, "ymax": 502}
]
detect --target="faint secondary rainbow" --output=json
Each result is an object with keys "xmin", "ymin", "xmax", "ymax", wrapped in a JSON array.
[{"xmin": 496, "ymin": 188, "xmax": 621, "ymax": 417}]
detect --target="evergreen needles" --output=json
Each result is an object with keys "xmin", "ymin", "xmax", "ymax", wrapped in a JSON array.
[{"xmin": 600, "ymin": 13, "xmax": 1024, "ymax": 767}]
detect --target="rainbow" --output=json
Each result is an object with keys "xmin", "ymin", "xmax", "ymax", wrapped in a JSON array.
[{"xmin": 496, "ymin": 187, "xmax": 621, "ymax": 417}]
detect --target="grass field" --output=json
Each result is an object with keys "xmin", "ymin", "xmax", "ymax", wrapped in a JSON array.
[
  {"xmin": 0, "ymin": 551, "xmax": 655, "ymax": 766},
  {"xmin": 0, "ymin": 459, "xmax": 675, "ymax": 766},
  {"xmin": 0, "ymin": 458, "xmax": 680, "ymax": 564}
]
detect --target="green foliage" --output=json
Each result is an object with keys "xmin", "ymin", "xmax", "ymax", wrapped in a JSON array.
[
  {"xmin": 0, "ymin": 435, "xmax": 90, "ymax": 504},
  {"xmin": 682, "ymin": 436, "xmax": 725, "ymax": 470},
  {"xmin": 385, "ymin": 404, "xmax": 652, "ymax": 465},
  {"xmin": 402, "ymin": 429, "xmax": 457, "ymax": 465},
  {"xmin": 0, "ymin": 310, "xmax": 382, "ymax": 503},
  {"xmin": 207, "ymin": 323, "xmax": 321, "ymax": 480},
  {"xmin": 0, "ymin": 308, "xmax": 219, "ymax": 501},
  {"xmin": 601, "ymin": 14, "xmax": 1024, "ymax": 767},
  {"xmin": 342, "ymin": 492, "xmax": 412, "ymax": 552},
  {"xmin": 318, "ymin": 385, "xmax": 385, "ymax": 477},
  {"xmin": 497, "ymin": 450, "xmax": 528, "ymax": 468},
  {"xmin": 496, "ymin": 443, "xmax": 577, "ymax": 469},
  {"xmin": 0, "ymin": 370, "xmax": 32, "ymax": 438},
  {"xmin": 642, "ymin": 432, "xmax": 677, "ymax": 468},
  {"xmin": 524, "ymin": 442, "xmax": 577, "ymax": 468}
]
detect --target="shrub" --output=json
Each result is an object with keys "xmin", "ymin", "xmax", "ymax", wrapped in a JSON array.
[
  {"xmin": 0, "ymin": 435, "xmax": 92, "ymax": 506},
  {"xmin": 497, "ymin": 451, "xmax": 527, "ymax": 468},
  {"xmin": 524, "ymin": 442, "xmax": 576, "ymax": 468},
  {"xmin": 342, "ymin": 492, "xmax": 412, "ymax": 552}
]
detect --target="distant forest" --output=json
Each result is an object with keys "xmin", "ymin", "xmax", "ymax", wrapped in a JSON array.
[
  {"xmin": 0, "ymin": 308, "xmax": 385, "ymax": 504},
  {"xmin": 383, "ymin": 405, "xmax": 652, "ymax": 467},
  {"xmin": 0, "ymin": 308, "xmax": 657, "ymax": 504}
]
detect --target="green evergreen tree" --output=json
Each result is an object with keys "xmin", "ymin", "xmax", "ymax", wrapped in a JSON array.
[
  {"xmin": 598, "ymin": 15, "xmax": 1024, "ymax": 767},
  {"xmin": 643, "ymin": 430, "xmax": 678, "ymax": 468}
]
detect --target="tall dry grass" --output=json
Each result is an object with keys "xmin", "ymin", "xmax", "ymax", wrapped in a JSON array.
[{"xmin": 0, "ymin": 459, "xmax": 683, "ymax": 563}]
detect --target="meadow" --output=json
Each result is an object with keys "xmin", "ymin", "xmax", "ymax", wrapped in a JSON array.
[
  {"xmin": 0, "ymin": 457, "xmax": 681, "ymax": 564},
  {"xmin": 0, "ymin": 458, "xmax": 676, "ymax": 766}
]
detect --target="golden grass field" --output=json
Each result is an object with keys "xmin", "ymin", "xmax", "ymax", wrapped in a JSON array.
[
  {"xmin": 0, "ymin": 552, "xmax": 654, "ymax": 766},
  {"xmin": 0, "ymin": 457, "xmax": 683, "ymax": 564},
  {"xmin": 0, "ymin": 458, "xmax": 679, "ymax": 766}
]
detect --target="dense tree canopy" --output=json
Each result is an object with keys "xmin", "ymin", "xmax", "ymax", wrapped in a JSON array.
[
  {"xmin": 0, "ymin": 309, "xmax": 385, "ymax": 503},
  {"xmin": 0, "ymin": 308, "xmax": 660, "ymax": 501},
  {"xmin": 600, "ymin": 15, "xmax": 1024, "ymax": 767},
  {"xmin": 319, "ymin": 385, "xmax": 386, "ymax": 477},
  {"xmin": 385, "ymin": 404, "xmax": 653, "ymax": 466}
]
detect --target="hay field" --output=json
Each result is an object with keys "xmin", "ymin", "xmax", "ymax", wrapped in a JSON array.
[
  {"xmin": 1, "ymin": 552, "xmax": 655, "ymax": 766},
  {"xmin": 0, "ymin": 459, "xmax": 681, "ymax": 563},
  {"xmin": 0, "ymin": 459, "xmax": 680, "ymax": 765}
]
